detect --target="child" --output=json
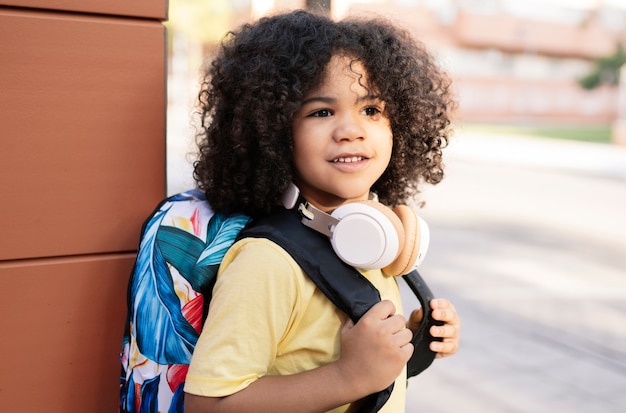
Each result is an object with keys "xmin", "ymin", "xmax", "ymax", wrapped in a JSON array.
[{"xmin": 184, "ymin": 9, "xmax": 460, "ymax": 413}]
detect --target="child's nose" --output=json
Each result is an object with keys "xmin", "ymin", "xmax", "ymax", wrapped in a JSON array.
[{"xmin": 333, "ymin": 114, "xmax": 365, "ymax": 142}]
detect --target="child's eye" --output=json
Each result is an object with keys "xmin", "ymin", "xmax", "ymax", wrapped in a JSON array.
[
  {"xmin": 309, "ymin": 109, "xmax": 333, "ymax": 117},
  {"xmin": 363, "ymin": 106, "xmax": 382, "ymax": 116}
]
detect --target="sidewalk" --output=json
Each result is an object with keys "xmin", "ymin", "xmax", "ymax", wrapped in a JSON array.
[
  {"xmin": 445, "ymin": 130, "xmax": 626, "ymax": 181},
  {"xmin": 402, "ymin": 131, "xmax": 626, "ymax": 413}
]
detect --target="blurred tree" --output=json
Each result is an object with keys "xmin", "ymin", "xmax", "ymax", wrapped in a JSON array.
[{"xmin": 578, "ymin": 42, "xmax": 626, "ymax": 90}]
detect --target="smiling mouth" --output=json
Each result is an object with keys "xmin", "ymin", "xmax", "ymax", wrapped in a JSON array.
[{"xmin": 332, "ymin": 156, "xmax": 365, "ymax": 163}]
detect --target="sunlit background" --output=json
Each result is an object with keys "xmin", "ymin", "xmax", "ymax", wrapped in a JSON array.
[
  {"xmin": 166, "ymin": 0, "xmax": 626, "ymax": 194},
  {"xmin": 164, "ymin": 1, "xmax": 626, "ymax": 412}
]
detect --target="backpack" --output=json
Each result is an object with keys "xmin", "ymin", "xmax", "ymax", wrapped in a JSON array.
[{"xmin": 119, "ymin": 189, "xmax": 440, "ymax": 413}]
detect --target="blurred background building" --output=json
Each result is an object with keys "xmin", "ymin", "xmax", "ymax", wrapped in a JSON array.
[{"xmin": 166, "ymin": 0, "xmax": 626, "ymax": 144}]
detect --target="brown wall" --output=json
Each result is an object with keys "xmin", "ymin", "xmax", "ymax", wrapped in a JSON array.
[{"xmin": 0, "ymin": 1, "xmax": 167, "ymax": 411}]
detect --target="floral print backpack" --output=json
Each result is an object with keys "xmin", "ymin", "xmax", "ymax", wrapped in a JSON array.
[{"xmin": 119, "ymin": 190, "xmax": 250, "ymax": 412}]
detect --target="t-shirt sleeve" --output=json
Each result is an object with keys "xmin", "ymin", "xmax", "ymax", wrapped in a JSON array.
[{"xmin": 184, "ymin": 238, "xmax": 303, "ymax": 397}]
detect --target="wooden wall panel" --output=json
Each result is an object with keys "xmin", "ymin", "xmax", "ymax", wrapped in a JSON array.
[
  {"xmin": 0, "ymin": 9, "xmax": 166, "ymax": 260},
  {"xmin": 0, "ymin": 2, "xmax": 166, "ymax": 411},
  {"xmin": 0, "ymin": 0, "xmax": 167, "ymax": 19},
  {"xmin": 0, "ymin": 255, "xmax": 135, "ymax": 413}
]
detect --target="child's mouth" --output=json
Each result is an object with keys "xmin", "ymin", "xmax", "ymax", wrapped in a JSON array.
[{"xmin": 332, "ymin": 156, "xmax": 365, "ymax": 163}]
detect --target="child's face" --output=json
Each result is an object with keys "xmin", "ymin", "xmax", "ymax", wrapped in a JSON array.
[{"xmin": 291, "ymin": 55, "xmax": 393, "ymax": 211}]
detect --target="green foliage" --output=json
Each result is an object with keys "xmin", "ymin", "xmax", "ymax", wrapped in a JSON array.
[{"xmin": 578, "ymin": 42, "xmax": 626, "ymax": 90}]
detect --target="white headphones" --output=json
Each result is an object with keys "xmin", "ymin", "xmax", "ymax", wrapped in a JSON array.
[{"xmin": 282, "ymin": 184, "xmax": 429, "ymax": 276}]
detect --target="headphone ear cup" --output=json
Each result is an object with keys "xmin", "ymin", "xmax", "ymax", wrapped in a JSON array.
[
  {"xmin": 330, "ymin": 200, "xmax": 405, "ymax": 270},
  {"xmin": 359, "ymin": 200, "xmax": 406, "ymax": 244},
  {"xmin": 382, "ymin": 205, "xmax": 419, "ymax": 276}
]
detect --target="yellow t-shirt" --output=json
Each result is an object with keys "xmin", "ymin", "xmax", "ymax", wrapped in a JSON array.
[{"xmin": 185, "ymin": 237, "xmax": 407, "ymax": 412}]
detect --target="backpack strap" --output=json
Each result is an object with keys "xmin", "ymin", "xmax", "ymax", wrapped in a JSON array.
[
  {"xmin": 402, "ymin": 270, "xmax": 442, "ymax": 378},
  {"xmin": 238, "ymin": 206, "xmax": 440, "ymax": 412}
]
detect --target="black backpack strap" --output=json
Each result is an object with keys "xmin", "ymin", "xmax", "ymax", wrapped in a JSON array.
[
  {"xmin": 402, "ymin": 270, "xmax": 442, "ymax": 378},
  {"xmin": 238, "ymin": 207, "xmax": 438, "ymax": 412}
]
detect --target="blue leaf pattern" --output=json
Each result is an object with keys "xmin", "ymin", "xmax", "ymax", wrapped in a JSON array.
[
  {"xmin": 131, "ymin": 205, "xmax": 198, "ymax": 365},
  {"xmin": 197, "ymin": 213, "xmax": 250, "ymax": 267},
  {"xmin": 139, "ymin": 375, "xmax": 160, "ymax": 413},
  {"xmin": 119, "ymin": 369, "xmax": 135, "ymax": 412},
  {"xmin": 168, "ymin": 384, "xmax": 186, "ymax": 413}
]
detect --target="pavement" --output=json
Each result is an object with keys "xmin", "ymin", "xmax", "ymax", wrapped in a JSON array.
[{"xmin": 402, "ymin": 130, "xmax": 626, "ymax": 413}]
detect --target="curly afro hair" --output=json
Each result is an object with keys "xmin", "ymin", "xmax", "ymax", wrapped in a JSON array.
[{"xmin": 193, "ymin": 10, "xmax": 454, "ymax": 217}]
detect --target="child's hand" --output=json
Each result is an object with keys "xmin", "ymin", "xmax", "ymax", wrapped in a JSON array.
[
  {"xmin": 338, "ymin": 300, "xmax": 413, "ymax": 397},
  {"xmin": 407, "ymin": 298, "xmax": 460, "ymax": 358}
]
